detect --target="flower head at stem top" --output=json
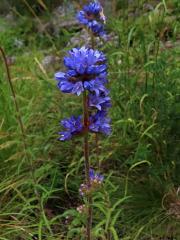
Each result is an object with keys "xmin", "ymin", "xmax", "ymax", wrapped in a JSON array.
[
  {"xmin": 77, "ymin": 1, "xmax": 106, "ymax": 37},
  {"xmin": 55, "ymin": 47, "xmax": 107, "ymax": 96}
]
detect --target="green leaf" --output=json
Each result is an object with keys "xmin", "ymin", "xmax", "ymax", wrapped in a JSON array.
[{"xmin": 109, "ymin": 227, "xmax": 119, "ymax": 240}]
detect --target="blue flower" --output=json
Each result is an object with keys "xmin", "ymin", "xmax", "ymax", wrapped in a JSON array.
[
  {"xmin": 55, "ymin": 47, "xmax": 107, "ymax": 96},
  {"xmin": 89, "ymin": 169, "xmax": 104, "ymax": 183},
  {"xmin": 83, "ymin": 2, "xmax": 104, "ymax": 17},
  {"xmin": 89, "ymin": 92, "xmax": 111, "ymax": 110},
  {"xmin": 79, "ymin": 169, "xmax": 104, "ymax": 196},
  {"xmin": 77, "ymin": 1, "xmax": 106, "ymax": 37},
  {"xmin": 83, "ymin": 75, "xmax": 108, "ymax": 96},
  {"xmin": 59, "ymin": 116, "xmax": 83, "ymax": 141},
  {"xmin": 89, "ymin": 111, "xmax": 111, "ymax": 135}
]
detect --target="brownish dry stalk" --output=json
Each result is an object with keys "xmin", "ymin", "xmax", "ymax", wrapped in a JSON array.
[
  {"xmin": 0, "ymin": 46, "xmax": 43, "ymax": 217},
  {"xmin": 0, "ymin": 46, "xmax": 27, "ymax": 150}
]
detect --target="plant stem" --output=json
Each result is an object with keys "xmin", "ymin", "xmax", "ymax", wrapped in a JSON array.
[
  {"xmin": 0, "ymin": 47, "xmax": 26, "ymax": 150},
  {"xmin": 83, "ymin": 91, "xmax": 92, "ymax": 240},
  {"xmin": 0, "ymin": 46, "xmax": 43, "ymax": 218},
  {"xmin": 91, "ymin": 33, "xmax": 95, "ymax": 49}
]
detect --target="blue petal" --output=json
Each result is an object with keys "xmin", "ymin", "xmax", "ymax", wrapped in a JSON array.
[
  {"xmin": 72, "ymin": 82, "xmax": 84, "ymax": 96},
  {"xmin": 55, "ymin": 72, "xmax": 66, "ymax": 80}
]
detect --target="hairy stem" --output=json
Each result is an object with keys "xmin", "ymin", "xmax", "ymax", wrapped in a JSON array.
[{"xmin": 83, "ymin": 91, "xmax": 92, "ymax": 240}]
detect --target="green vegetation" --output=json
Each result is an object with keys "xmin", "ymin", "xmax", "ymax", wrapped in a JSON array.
[{"xmin": 0, "ymin": 0, "xmax": 179, "ymax": 239}]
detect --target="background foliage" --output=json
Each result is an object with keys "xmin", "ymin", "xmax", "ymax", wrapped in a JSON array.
[{"xmin": 0, "ymin": 0, "xmax": 179, "ymax": 239}]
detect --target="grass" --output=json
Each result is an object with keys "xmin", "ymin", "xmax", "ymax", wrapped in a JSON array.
[{"xmin": 0, "ymin": 0, "xmax": 180, "ymax": 239}]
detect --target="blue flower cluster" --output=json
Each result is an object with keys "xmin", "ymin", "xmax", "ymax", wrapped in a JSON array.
[
  {"xmin": 55, "ymin": 46, "xmax": 111, "ymax": 141},
  {"xmin": 77, "ymin": 1, "xmax": 106, "ymax": 37},
  {"xmin": 59, "ymin": 116, "xmax": 83, "ymax": 141},
  {"xmin": 55, "ymin": 47, "xmax": 107, "ymax": 96},
  {"xmin": 79, "ymin": 169, "xmax": 104, "ymax": 196},
  {"xmin": 90, "ymin": 110, "xmax": 111, "ymax": 135},
  {"xmin": 89, "ymin": 168, "xmax": 104, "ymax": 183}
]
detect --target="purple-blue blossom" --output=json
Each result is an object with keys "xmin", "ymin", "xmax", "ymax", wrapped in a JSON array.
[
  {"xmin": 77, "ymin": 1, "xmax": 106, "ymax": 37},
  {"xmin": 89, "ymin": 92, "xmax": 111, "ymax": 110},
  {"xmin": 79, "ymin": 169, "xmax": 104, "ymax": 196},
  {"xmin": 89, "ymin": 169, "xmax": 104, "ymax": 184},
  {"xmin": 55, "ymin": 47, "xmax": 107, "ymax": 96},
  {"xmin": 83, "ymin": 76, "xmax": 108, "ymax": 96},
  {"xmin": 90, "ymin": 111, "xmax": 111, "ymax": 135},
  {"xmin": 59, "ymin": 116, "xmax": 83, "ymax": 141}
]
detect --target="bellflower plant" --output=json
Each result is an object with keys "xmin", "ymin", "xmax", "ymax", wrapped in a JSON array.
[{"xmin": 55, "ymin": 1, "xmax": 110, "ymax": 239}]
